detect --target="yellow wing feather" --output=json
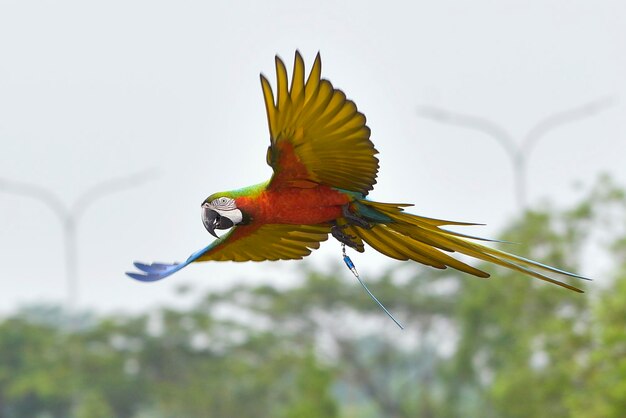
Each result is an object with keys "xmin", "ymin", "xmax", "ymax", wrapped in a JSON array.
[
  {"xmin": 195, "ymin": 224, "xmax": 330, "ymax": 262},
  {"xmin": 261, "ymin": 51, "xmax": 379, "ymax": 194}
]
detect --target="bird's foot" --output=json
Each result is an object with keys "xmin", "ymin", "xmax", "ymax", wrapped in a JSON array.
[
  {"xmin": 342, "ymin": 204, "xmax": 372, "ymax": 229},
  {"xmin": 331, "ymin": 223, "xmax": 362, "ymax": 251}
]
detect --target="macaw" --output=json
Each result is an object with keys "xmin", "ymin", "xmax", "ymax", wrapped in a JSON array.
[{"xmin": 127, "ymin": 51, "xmax": 588, "ymax": 293}]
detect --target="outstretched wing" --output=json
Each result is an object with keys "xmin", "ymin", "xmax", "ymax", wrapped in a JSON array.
[
  {"xmin": 126, "ymin": 224, "xmax": 330, "ymax": 282},
  {"xmin": 261, "ymin": 51, "xmax": 379, "ymax": 195}
]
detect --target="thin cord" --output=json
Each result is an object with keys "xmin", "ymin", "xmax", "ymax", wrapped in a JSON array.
[{"xmin": 342, "ymin": 244, "xmax": 404, "ymax": 329}]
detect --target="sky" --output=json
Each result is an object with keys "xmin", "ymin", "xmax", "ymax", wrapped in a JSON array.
[{"xmin": 1, "ymin": 0, "xmax": 624, "ymax": 314}]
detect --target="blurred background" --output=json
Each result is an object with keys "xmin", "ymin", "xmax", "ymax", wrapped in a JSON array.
[{"xmin": 1, "ymin": 1, "xmax": 625, "ymax": 417}]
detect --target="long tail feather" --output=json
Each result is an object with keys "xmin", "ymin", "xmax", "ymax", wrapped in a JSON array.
[{"xmin": 352, "ymin": 200, "xmax": 589, "ymax": 293}]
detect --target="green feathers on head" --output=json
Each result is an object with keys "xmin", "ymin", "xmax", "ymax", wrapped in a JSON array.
[{"xmin": 205, "ymin": 181, "xmax": 269, "ymax": 202}]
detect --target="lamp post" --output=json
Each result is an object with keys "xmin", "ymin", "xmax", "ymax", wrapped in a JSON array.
[
  {"xmin": 0, "ymin": 169, "xmax": 157, "ymax": 308},
  {"xmin": 417, "ymin": 97, "xmax": 615, "ymax": 209}
]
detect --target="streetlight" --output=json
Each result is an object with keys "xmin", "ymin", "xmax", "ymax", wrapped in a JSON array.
[
  {"xmin": 0, "ymin": 169, "xmax": 157, "ymax": 309},
  {"xmin": 417, "ymin": 97, "xmax": 615, "ymax": 208}
]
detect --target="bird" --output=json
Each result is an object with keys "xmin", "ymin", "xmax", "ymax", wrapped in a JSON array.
[{"xmin": 126, "ymin": 51, "xmax": 589, "ymax": 293}]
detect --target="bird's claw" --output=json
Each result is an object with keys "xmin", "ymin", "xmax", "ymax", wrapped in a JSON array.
[
  {"xmin": 342, "ymin": 204, "xmax": 372, "ymax": 229},
  {"xmin": 331, "ymin": 224, "xmax": 362, "ymax": 251}
]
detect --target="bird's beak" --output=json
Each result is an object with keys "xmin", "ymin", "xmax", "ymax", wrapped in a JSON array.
[
  {"xmin": 202, "ymin": 205, "xmax": 235, "ymax": 238},
  {"xmin": 202, "ymin": 206, "xmax": 220, "ymax": 238}
]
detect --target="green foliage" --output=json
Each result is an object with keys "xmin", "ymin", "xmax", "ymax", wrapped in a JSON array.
[
  {"xmin": 0, "ymin": 175, "xmax": 625, "ymax": 417},
  {"xmin": 74, "ymin": 391, "xmax": 115, "ymax": 418},
  {"xmin": 569, "ymin": 243, "xmax": 626, "ymax": 418}
]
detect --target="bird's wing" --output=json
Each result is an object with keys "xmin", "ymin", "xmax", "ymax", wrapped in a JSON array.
[
  {"xmin": 261, "ymin": 51, "xmax": 379, "ymax": 195},
  {"xmin": 126, "ymin": 224, "xmax": 330, "ymax": 282}
]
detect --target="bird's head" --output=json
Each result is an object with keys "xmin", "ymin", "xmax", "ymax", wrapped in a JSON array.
[{"xmin": 201, "ymin": 193, "xmax": 243, "ymax": 238}]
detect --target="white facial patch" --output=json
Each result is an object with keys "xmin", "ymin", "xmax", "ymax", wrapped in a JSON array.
[{"xmin": 214, "ymin": 208, "xmax": 243, "ymax": 225}]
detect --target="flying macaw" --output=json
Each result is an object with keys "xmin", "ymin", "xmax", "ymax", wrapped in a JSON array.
[{"xmin": 127, "ymin": 51, "xmax": 588, "ymax": 293}]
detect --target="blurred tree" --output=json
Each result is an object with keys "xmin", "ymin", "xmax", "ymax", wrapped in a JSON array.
[
  {"xmin": 568, "ymin": 183, "xmax": 626, "ymax": 418},
  {"xmin": 442, "ymin": 175, "xmax": 625, "ymax": 418},
  {"xmin": 0, "ymin": 311, "xmax": 73, "ymax": 417},
  {"xmin": 125, "ymin": 306, "xmax": 337, "ymax": 418},
  {"xmin": 74, "ymin": 391, "xmax": 115, "ymax": 418}
]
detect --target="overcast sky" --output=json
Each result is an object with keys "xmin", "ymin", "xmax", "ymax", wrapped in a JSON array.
[{"xmin": 1, "ymin": 1, "xmax": 624, "ymax": 314}]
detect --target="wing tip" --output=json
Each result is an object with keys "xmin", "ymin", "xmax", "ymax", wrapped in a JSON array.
[
  {"xmin": 126, "ymin": 271, "xmax": 162, "ymax": 282},
  {"xmin": 275, "ymin": 54, "xmax": 285, "ymax": 68},
  {"xmin": 127, "ymin": 261, "xmax": 182, "ymax": 282}
]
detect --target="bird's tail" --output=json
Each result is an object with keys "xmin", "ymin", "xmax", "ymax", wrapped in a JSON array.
[{"xmin": 345, "ymin": 199, "xmax": 589, "ymax": 293}]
